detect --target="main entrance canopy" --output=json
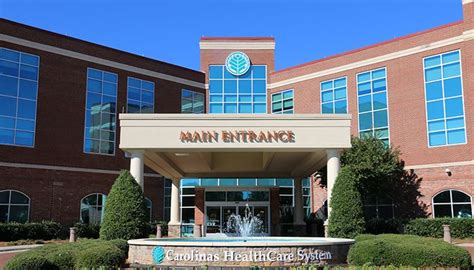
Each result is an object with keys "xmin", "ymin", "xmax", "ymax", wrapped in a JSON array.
[
  {"xmin": 119, "ymin": 114, "xmax": 351, "ymax": 179},
  {"xmin": 119, "ymin": 114, "xmax": 351, "ymax": 237}
]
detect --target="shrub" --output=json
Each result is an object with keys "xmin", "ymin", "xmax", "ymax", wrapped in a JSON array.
[
  {"xmin": 100, "ymin": 170, "xmax": 148, "ymax": 240},
  {"xmin": 328, "ymin": 167, "xmax": 365, "ymax": 238},
  {"xmin": 74, "ymin": 222, "xmax": 100, "ymax": 239},
  {"xmin": 348, "ymin": 234, "xmax": 471, "ymax": 268},
  {"xmin": 4, "ymin": 253, "xmax": 54, "ymax": 270},
  {"xmin": 75, "ymin": 244, "xmax": 125, "ymax": 268},
  {"xmin": 404, "ymin": 218, "xmax": 474, "ymax": 239},
  {"xmin": 4, "ymin": 239, "xmax": 128, "ymax": 269},
  {"xmin": 0, "ymin": 221, "xmax": 66, "ymax": 241},
  {"xmin": 365, "ymin": 218, "xmax": 407, "ymax": 234}
]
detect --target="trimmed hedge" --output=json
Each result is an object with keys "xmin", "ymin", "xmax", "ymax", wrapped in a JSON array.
[
  {"xmin": 404, "ymin": 218, "xmax": 474, "ymax": 239},
  {"xmin": 4, "ymin": 239, "xmax": 127, "ymax": 270},
  {"xmin": 348, "ymin": 234, "xmax": 471, "ymax": 268},
  {"xmin": 100, "ymin": 170, "xmax": 149, "ymax": 240},
  {"xmin": 74, "ymin": 222, "xmax": 101, "ymax": 239},
  {"xmin": 0, "ymin": 221, "xmax": 66, "ymax": 241},
  {"xmin": 328, "ymin": 167, "xmax": 365, "ymax": 238}
]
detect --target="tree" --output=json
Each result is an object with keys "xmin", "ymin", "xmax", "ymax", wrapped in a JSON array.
[
  {"xmin": 328, "ymin": 167, "xmax": 365, "ymax": 238},
  {"xmin": 100, "ymin": 170, "xmax": 148, "ymax": 240}
]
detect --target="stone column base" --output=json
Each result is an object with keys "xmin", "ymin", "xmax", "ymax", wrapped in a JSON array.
[
  {"xmin": 168, "ymin": 224, "xmax": 181, "ymax": 238},
  {"xmin": 293, "ymin": 224, "xmax": 307, "ymax": 236}
]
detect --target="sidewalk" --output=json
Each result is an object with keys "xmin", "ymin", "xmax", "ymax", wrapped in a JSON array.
[{"xmin": 456, "ymin": 243, "xmax": 474, "ymax": 260}]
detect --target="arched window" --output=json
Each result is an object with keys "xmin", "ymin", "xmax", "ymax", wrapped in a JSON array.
[
  {"xmin": 145, "ymin": 197, "xmax": 152, "ymax": 221},
  {"xmin": 0, "ymin": 190, "xmax": 30, "ymax": 223},
  {"xmin": 80, "ymin": 193, "xmax": 106, "ymax": 225},
  {"xmin": 433, "ymin": 190, "xmax": 472, "ymax": 218}
]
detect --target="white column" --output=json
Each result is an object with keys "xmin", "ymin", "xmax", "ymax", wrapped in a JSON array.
[
  {"xmin": 130, "ymin": 151, "xmax": 144, "ymax": 190},
  {"xmin": 326, "ymin": 149, "xmax": 341, "ymax": 221},
  {"xmin": 293, "ymin": 177, "xmax": 305, "ymax": 225},
  {"xmin": 169, "ymin": 178, "xmax": 181, "ymax": 225}
]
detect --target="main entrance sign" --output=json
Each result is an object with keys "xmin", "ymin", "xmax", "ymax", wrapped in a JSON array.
[
  {"xmin": 225, "ymin": 51, "xmax": 251, "ymax": 76},
  {"xmin": 179, "ymin": 130, "xmax": 296, "ymax": 143}
]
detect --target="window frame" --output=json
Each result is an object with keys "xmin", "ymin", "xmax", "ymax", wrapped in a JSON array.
[
  {"xmin": 271, "ymin": 89, "xmax": 294, "ymax": 114},
  {"xmin": 126, "ymin": 76, "xmax": 155, "ymax": 114},
  {"xmin": 0, "ymin": 189, "xmax": 30, "ymax": 223},
  {"xmin": 83, "ymin": 67, "xmax": 118, "ymax": 156},
  {"xmin": 432, "ymin": 189, "xmax": 472, "ymax": 218},
  {"xmin": 79, "ymin": 193, "xmax": 107, "ymax": 225},
  {"xmin": 320, "ymin": 76, "xmax": 348, "ymax": 114},
  {"xmin": 356, "ymin": 67, "xmax": 391, "ymax": 145},
  {"xmin": 181, "ymin": 89, "xmax": 205, "ymax": 114},
  {"xmin": 0, "ymin": 47, "xmax": 40, "ymax": 148},
  {"xmin": 422, "ymin": 50, "xmax": 467, "ymax": 148},
  {"xmin": 208, "ymin": 65, "xmax": 267, "ymax": 114}
]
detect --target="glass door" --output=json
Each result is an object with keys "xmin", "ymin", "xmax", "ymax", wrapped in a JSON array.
[{"xmin": 205, "ymin": 206, "xmax": 221, "ymax": 234}]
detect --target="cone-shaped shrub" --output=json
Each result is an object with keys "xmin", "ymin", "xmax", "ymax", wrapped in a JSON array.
[
  {"xmin": 328, "ymin": 167, "xmax": 365, "ymax": 238},
  {"xmin": 100, "ymin": 170, "xmax": 148, "ymax": 240}
]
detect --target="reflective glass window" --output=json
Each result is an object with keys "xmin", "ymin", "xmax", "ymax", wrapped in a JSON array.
[
  {"xmin": 127, "ymin": 77, "xmax": 155, "ymax": 113},
  {"xmin": 321, "ymin": 77, "xmax": 347, "ymax": 114}
]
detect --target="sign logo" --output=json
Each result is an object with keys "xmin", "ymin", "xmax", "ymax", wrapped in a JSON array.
[
  {"xmin": 152, "ymin": 246, "xmax": 165, "ymax": 264},
  {"xmin": 225, "ymin": 51, "xmax": 251, "ymax": 76}
]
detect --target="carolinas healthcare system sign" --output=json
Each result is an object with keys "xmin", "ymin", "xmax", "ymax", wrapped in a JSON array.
[{"xmin": 152, "ymin": 246, "xmax": 332, "ymax": 265}]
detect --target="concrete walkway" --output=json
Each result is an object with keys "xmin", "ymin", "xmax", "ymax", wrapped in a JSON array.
[{"xmin": 456, "ymin": 243, "xmax": 474, "ymax": 260}]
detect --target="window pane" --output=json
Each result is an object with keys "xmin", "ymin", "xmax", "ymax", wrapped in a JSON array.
[
  {"xmin": 426, "ymin": 81, "xmax": 443, "ymax": 101},
  {"xmin": 425, "ymin": 67, "xmax": 441, "ymax": 82},
  {"xmin": 373, "ymin": 110, "xmax": 388, "ymax": 128},
  {"xmin": 424, "ymin": 55, "xmax": 440, "ymax": 67},
  {"xmin": 372, "ymin": 92, "xmax": 387, "ymax": 110},
  {"xmin": 9, "ymin": 206, "xmax": 29, "ymax": 223},
  {"xmin": 447, "ymin": 129, "xmax": 465, "ymax": 144},
  {"xmin": 442, "ymin": 62, "xmax": 460, "ymax": 78},
  {"xmin": 429, "ymin": 131, "xmax": 446, "ymax": 146},
  {"xmin": 434, "ymin": 205, "xmax": 452, "ymax": 218},
  {"xmin": 427, "ymin": 101, "xmax": 444, "ymax": 120},
  {"xmin": 19, "ymin": 79, "xmax": 37, "ymax": 100},
  {"xmin": 453, "ymin": 204, "xmax": 472, "ymax": 218},
  {"xmin": 359, "ymin": 112, "xmax": 373, "ymax": 130},
  {"xmin": 358, "ymin": 95, "xmax": 371, "ymax": 112},
  {"xmin": 452, "ymin": 190, "xmax": 471, "ymax": 203},
  {"xmin": 433, "ymin": 191, "xmax": 450, "ymax": 203},
  {"xmin": 0, "ymin": 75, "xmax": 18, "ymax": 96}
]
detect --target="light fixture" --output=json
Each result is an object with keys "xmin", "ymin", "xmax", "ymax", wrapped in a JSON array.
[
  {"xmin": 445, "ymin": 168, "xmax": 452, "ymax": 177},
  {"xmin": 175, "ymin": 153, "xmax": 190, "ymax": 157}
]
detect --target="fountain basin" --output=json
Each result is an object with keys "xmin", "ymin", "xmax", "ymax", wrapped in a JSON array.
[{"xmin": 128, "ymin": 237, "xmax": 355, "ymax": 267}]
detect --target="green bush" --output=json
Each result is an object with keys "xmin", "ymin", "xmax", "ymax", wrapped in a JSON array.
[
  {"xmin": 4, "ymin": 239, "xmax": 127, "ymax": 270},
  {"xmin": 74, "ymin": 222, "xmax": 100, "ymax": 239},
  {"xmin": 0, "ymin": 221, "xmax": 66, "ymax": 241},
  {"xmin": 75, "ymin": 244, "xmax": 125, "ymax": 269},
  {"xmin": 100, "ymin": 170, "xmax": 149, "ymax": 240},
  {"xmin": 328, "ymin": 167, "xmax": 365, "ymax": 238},
  {"xmin": 4, "ymin": 253, "xmax": 55, "ymax": 270},
  {"xmin": 348, "ymin": 234, "xmax": 471, "ymax": 268},
  {"xmin": 404, "ymin": 218, "xmax": 474, "ymax": 239}
]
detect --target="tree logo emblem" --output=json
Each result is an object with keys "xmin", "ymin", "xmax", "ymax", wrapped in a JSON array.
[
  {"xmin": 225, "ymin": 51, "xmax": 251, "ymax": 76},
  {"xmin": 152, "ymin": 246, "xmax": 165, "ymax": 264}
]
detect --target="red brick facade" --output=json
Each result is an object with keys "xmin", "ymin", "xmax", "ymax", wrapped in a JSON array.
[{"xmin": 0, "ymin": 0, "xmax": 473, "ymax": 227}]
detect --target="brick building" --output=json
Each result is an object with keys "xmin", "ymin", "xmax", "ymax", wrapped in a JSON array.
[{"xmin": 0, "ymin": 0, "xmax": 472, "ymax": 236}]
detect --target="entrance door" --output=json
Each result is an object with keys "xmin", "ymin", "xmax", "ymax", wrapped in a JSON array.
[{"xmin": 205, "ymin": 202, "xmax": 270, "ymax": 235}]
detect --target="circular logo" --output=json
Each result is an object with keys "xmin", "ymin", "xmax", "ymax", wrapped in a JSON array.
[
  {"xmin": 152, "ymin": 246, "xmax": 165, "ymax": 264},
  {"xmin": 225, "ymin": 51, "xmax": 251, "ymax": 76}
]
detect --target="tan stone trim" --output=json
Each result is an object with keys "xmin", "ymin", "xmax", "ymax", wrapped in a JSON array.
[
  {"xmin": 269, "ymin": 33, "xmax": 470, "ymax": 89},
  {"xmin": 463, "ymin": 0, "xmax": 473, "ymax": 4},
  {"xmin": 405, "ymin": 160, "xmax": 474, "ymax": 170},
  {"xmin": 199, "ymin": 41, "xmax": 275, "ymax": 50},
  {"xmin": 0, "ymin": 34, "xmax": 205, "ymax": 89},
  {"xmin": 0, "ymin": 161, "xmax": 161, "ymax": 178}
]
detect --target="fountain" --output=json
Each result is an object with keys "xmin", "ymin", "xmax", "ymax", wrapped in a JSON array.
[{"xmin": 225, "ymin": 204, "xmax": 263, "ymax": 237}]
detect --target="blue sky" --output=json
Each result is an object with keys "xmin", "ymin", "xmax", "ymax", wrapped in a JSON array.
[{"xmin": 1, "ymin": 0, "xmax": 463, "ymax": 71}]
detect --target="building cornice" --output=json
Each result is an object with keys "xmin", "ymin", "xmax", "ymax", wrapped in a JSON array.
[
  {"xmin": 269, "ymin": 31, "xmax": 473, "ymax": 89},
  {"xmin": 0, "ymin": 34, "xmax": 205, "ymax": 89},
  {"xmin": 199, "ymin": 41, "xmax": 275, "ymax": 50},
  {"xmin": 405, "ymin": 160, "xmax": 474, "ymax": 170},
  {"xmin": 0, "ymin": 161, "xmax": 162, "ymax": 178},
  {"xmin": 463, "ymin": 0, "xmax": 473, "ymax": 4}
]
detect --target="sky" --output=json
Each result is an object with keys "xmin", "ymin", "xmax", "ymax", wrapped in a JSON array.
[{"xmin": 0, "ymin": 0, "xmax": 463, "ymax": 71}]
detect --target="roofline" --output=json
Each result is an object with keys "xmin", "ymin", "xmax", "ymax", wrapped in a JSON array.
[
  {"xmin": 200, "ymin": 36, "xmax": 275, "ymax": 41},
  {"xmin": 272, "ymin": 20, "xmax": 463, "ymax": 75},
  {"xmin": 0, "ymin": 18, "xmax": 204, "ymax": 75}
]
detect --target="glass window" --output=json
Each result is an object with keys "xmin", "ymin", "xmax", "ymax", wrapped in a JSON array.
[
  {"xmin": 432, "ymin": 190, "xmax": 472, "ymax": 218},
  {"xmin": 363, "ymin": 195, "xmax": 394, "ymax": 220},
  {"xmin": 271, "ymin": 89, "xmax": 293, "ymax": 114},
  {"xmin": 80, "ymin": 193, "xmax": 106, "ymax": 225},
  {"xmin": 321, "ymin": 77, "xmax": 347, "ymax": 114},
  {"xmin": 0, "ymin": 48, "xmax": 39, "ymax": 147},
  {"xmin": 357, "ymin": 68, "xmax": 389, "ymax": 145},
  {"xmin": 0, "ymin": 190, "xmax": 30, "ymax": 223},
  {"xmin": 424, "ymin": 51, "xmax": 466, "ymax": 147},
  {"xmin": 84, "ymin": 68, "xmax": 117, "ymax": 155},
  {"xmin": 163, "ymin": 179, "xmax": 171, "ymax": 222},
  {"xmin": 181, "ymin": 89, "xmax": 204, "ymax": 113},
  {"xmin": 127, "ymin": 77, "xmax": 155, "ymax": 113},
  {"xmin": 209, "ymin": 65, "xmax": 266, "ymax": 114},
  {"xmin": 145, "ymin": 197, "xmax": 152, "ymax": 222}
]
